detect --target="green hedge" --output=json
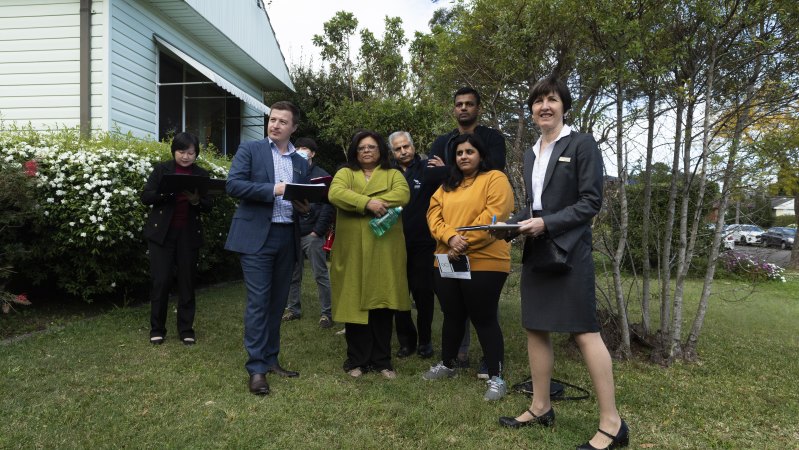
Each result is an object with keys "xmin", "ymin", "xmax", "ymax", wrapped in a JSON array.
[{"xmin": 0, "ymin": 125, "xmax": 238, "ymax": 301}]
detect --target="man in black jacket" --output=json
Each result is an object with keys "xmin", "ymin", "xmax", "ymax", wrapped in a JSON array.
[
  {"xmin": 428, "ymin": 87, "xmax": 507, "ymax": 376},
  {"xmin": 389, "ymin": 131, "xmax": 437, "ymax": 359},
  {"xmin": 283, "ymin": 138, "xmax": 335, "ymax": 328},
  {"xmin": 427, "ymin": 86, "xmax": 506, "ymax": 173}
]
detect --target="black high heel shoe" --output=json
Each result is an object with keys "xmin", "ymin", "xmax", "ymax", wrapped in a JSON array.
[
  {"xmin": 498, "ymin": 408, "xmax": 555, "ymax": 428},
  {"xmin": 576, "ymin": 419, "xmax": 629, "ymax": 450}
]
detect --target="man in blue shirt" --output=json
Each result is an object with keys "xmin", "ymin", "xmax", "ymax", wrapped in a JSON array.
[{"xmin": 225, "ymin": 101, "xmax": 311, "ymax": 395}]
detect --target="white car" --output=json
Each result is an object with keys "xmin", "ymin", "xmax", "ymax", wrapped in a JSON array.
[{"xmin": 726, "ymin": 224, "xmax": 764, "ymax": 245}]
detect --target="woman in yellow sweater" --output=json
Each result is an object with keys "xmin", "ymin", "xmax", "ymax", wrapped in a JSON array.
[{"xmin": 423, "ymin": 133, "xmax": 514, "ymax": 401}]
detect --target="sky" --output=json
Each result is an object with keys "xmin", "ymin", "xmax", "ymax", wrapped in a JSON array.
[{"xmin": 265, "ymin": 0, "xmax": 442, "ymax": 68}]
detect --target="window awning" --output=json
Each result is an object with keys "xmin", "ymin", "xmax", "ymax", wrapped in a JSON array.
[{"xmin": 154, "ymin": 35, "xmax": 270, "ymax": 115}]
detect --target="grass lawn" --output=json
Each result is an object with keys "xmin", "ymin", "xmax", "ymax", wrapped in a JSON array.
[{"xmin": 1, "ymin": 269, "xmax": 798, "ymax": 449}]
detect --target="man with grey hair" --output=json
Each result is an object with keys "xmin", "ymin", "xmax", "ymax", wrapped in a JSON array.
[{"xmin": 389, "ymin": 131, "xmax": 438, "ymax": 359}]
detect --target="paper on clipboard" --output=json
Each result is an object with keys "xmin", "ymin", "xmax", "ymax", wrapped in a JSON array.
[
  {"xmin": 455, "ymin": 223, "xmax": 521, "ymax": 232},
  {"xmin": 435, "ymin": 254, "xmax": 471, "ymax": 279}
]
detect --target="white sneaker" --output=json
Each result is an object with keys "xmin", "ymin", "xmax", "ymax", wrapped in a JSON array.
[
  {"xmin": 422, "ymin": 362, "xmax": 456, "ymax": 380},
  {"xmin": 483, "ymin": 375, "xmax": 507, "ymax": 401}
]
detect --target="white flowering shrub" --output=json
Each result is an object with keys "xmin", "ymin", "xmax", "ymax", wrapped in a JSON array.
[{"xmin": 0, "ymin": 126, "xmax": 237, "ymax": 301}]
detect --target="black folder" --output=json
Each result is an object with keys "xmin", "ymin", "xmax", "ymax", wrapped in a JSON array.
[
  {"xmin": 282, "ymin": 183, "xmax": 328, "ymax": 202},
  {"xmin": 157, "ymin": 174, "xmax": 226, "ymax": 195}
]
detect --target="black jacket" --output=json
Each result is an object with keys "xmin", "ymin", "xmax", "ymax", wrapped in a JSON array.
[
  {"xmin": 427, "ymin": 125, "xmax": 507, "ymax": 179},
  {"xmin": 140, "ymin": 160, "xmax": 212, "ymax": 247},
  {"xmin": 297, "ymin": 164, "xmax": 335, "ymax": 237},
  {"xmin": 393, "ymin": 155, "xmax": 436, "ymax": 249}
]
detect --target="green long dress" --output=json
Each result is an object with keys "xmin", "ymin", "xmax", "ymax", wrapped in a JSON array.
[{"xmin": 328, "ymin": 166, "xmax": 411, "ymax": 324}]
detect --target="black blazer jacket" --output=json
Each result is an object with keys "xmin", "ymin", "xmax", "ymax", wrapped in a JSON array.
[
  {"xmin": 140, "ymin": 160, "xmax": 213, "ymax": 248},
  {"xmin": 509, "ymin": 131, "xmax": 603, "ymax": 258}
]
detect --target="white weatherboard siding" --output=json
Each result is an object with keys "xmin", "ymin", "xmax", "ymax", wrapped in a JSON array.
[
  {"xmin": 110, "ymin": 0, "xmax": 272, "ymax": 139},
  {"xmin": 0, "ymin": 0, "xmax": 80, "ymax": 128},
  {"xmin": 0, "ymin": 0, "xmax": 107, "ymax": 131}
]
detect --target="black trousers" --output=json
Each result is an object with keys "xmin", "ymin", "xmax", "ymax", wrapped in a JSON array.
[
  {"xmin": 434, "ymin": 271, "xmax": 507, "ymax": 377},
  {"xmin": 344, "ymin": 308, "xmax": 394, "ymax": 372},
  {"xmin": 148, "ymin": 227, "xmax": 198, "ymax": 339},
  {"xmin": 395, "ymin": 247, "xmax": 436, "ymax": 348}
]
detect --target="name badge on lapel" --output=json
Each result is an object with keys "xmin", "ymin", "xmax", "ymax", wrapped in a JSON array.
[{"xmin": 558, "ymin": 157, "xmax": 571, "ymax": 163}]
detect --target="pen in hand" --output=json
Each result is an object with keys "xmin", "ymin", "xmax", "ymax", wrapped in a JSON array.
[{"xmin": 492, "ymin": 215, "xmax": 496, "ymax": 225}]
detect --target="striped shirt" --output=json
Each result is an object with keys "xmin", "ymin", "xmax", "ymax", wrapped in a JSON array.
[{"xmin": 270, "ymin": 138, "xmax": 296, "ymax": 224}]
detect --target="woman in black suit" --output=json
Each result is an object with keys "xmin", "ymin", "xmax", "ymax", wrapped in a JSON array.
[
  {"xmin": 497, "ymin": 76, "xmax": 628, "ymax": 450},
  {"xmin": 141, "ymin": 132, "xmax": 212, "ymax": 345}
]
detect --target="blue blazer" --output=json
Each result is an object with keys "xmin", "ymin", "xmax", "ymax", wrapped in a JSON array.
[
  {"xmin": 224, "ymin": 139, "xmax": 310, "ymax": 254},
  {"xmin": 509, "ymin": 131, "xmax": 603, "ymax": 256}
]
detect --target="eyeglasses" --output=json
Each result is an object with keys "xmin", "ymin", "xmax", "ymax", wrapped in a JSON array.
[{"xmin": 357, "ymin": 144, "xmax": 379, "ymax": 153}]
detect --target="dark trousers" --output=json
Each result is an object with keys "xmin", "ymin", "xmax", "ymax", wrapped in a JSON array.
[
  {"xmin": 434, "ymin": 271, "xmax": 507, "ymax": 377},
  {"xmin": 344, "ymin": 308, "xmax": 394, "ymax": 372},
  {"xmin": 395, "ymin": 247, "xmax": 436, "ymax": 348},
  {"xmin": 240, "ymin": 223, "xmax": 296, "ymax": 375},
  {"xmin": 148, "ymin": 227, "xmax": 198, "ymax": 339}
]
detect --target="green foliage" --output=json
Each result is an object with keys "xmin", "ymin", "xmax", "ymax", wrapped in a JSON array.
[
  {"xmin": 0, "ymin": 125, "xmax": 236, "ymax": 301},
  {"xmin": 598, "ymin": 164, "xmax": 720, "ymax": 275},
  {"xmin": 773, "ymin": 215, "xmax": 797, "ymax": 227}
]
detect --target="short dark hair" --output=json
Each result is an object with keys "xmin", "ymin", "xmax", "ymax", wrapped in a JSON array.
[
  {"xmin": 171, "ymin": 132, "xmax": 200, "ymax": 157},
  {"xmin": 344, "ymin": 130, "xmax": 392, "ymax": 171},
  {"xmin": 294, "ymin": 137, "xmax": 318, "ymax": 153},
  {"xmin": 269, "ymin": 100, "xmax": 300, "ymax": 125},
  {"xmin": 527, "ymin": 76, "xmax": 572, "ymax": 114},
  {"xmin": 454, "ymin": 86, "xmax": 481, "ymax": 106},
  {"xmin": 442, "ymin": 133, "xmax": 491, "ymax": 192}
]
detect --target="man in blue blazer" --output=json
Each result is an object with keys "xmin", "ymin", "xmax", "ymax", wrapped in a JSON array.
[{"xmin": 225, "ymin": 101, "xmax": 311, "ymax": 395}]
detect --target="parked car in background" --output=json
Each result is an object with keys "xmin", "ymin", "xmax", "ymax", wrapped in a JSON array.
[
  {"xmin": 718, "ymin": 224, "xmax": 736, "ymax": 250},
  {"xmin": 760, "ymin": 227, "xmax": 796, "ymax": 250},
  {"xmin": 726, "ymin": 224, "xmax": 765, "ymax": 245}
]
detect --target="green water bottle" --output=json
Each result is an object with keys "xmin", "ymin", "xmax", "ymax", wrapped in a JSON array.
[{"xmin": 369, "ymin": 206, "xmax": 402, "ymax": 237}]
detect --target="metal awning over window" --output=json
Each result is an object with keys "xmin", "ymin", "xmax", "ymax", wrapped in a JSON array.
[{"xmin": 154, "ymin": 35, "xmax": 270, "ymax": 115}]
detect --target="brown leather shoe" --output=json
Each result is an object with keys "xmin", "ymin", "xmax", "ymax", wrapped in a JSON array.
[
  {"xmin": 266, "ymin": 365, "xmax": 299, "ymax": 378},
  {"xmin": 248, "ymin": 373, "xmax": 270, "ymax": 395}
]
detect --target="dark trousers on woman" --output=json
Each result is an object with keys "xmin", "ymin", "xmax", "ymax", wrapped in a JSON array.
[
  {"xmin": 395, "ymin": 247, "xmax": 436, "ymax": 349},
  {"xmin": 344, "ymin": 308, "xmax": 394, "ymax": 372},
  {"xmin": 434, "ymin": 271, "xmax": 507, "ymax": 377},
  {"xmin": 148, "ymin": 227, "xmax": 198, "ymax": 339}
]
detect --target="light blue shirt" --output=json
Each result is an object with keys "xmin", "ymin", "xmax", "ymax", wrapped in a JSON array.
[{"xmin": 270, "ymin": 138, "xmax": 296, "ymax": 224}]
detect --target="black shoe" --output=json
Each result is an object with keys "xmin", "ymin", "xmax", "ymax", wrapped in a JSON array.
[
  {"xmin": 417, "ymin": 343, "xmax": 434, "ymax": 359},
  {"xmin": 266, "ymin": 365, "xmax": 300, "ymax": 378},
  {"xmin": 396, "ymin": 346, "xmax": 416, "ymax": 358},
  {"xmin": 499, "ymin": 408, "xmax": 555, "ymax": 428},
  {"xmin": 248, "ymin": 373, "xmax": 270, "ymax": 395},
  {"xmin": 150, "ymin": 336, "xmax": 164, "ymax": 345},
  {"xmin": 576, "ymin": 420, "xmax": 629, "ymax": 450}
]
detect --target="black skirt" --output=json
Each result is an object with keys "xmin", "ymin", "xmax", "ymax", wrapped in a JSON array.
[{"xmin": 520, "ymin": 231, "xmax": 600, "ymax": 333}]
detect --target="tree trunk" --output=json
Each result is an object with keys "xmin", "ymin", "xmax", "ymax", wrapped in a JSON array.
[
  {"xmin": 640, "ymin": 88, "xmax": 656, "ymax": 336},
  {"xmin": 668, "ymin": 90, "xmax": 696, "ymax": 363},
  {"xmin": 610, "ymin": 80, "xmax": 631, "ymax": 358},
  {"xmin": 657, "ymin": 85, "xmax": 683, "ymax": 358},
  {"xmin": 790, "ymin": 191, "xmax": 799, "ymax": 269}
]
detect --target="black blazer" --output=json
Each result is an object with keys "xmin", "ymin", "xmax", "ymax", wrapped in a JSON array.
[
  {"xmin": 140, "ymin": 160, "xmax": 212, "ymax": 248},
  {"xmin": 509, "ymin": 131, "xmax": 603, "ymax": 256}
]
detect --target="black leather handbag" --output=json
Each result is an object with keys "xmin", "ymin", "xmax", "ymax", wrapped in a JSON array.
[{"xmin": 525, "ymin": 235, "xmax": 572, "ymax": 273}]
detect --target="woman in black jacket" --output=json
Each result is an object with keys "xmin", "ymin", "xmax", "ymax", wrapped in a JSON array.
[{"xmin": 140, "ymin": 132, "xmax": 212, "ymax": 345}]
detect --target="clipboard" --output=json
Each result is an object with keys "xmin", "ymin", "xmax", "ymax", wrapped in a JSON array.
[
  {"xmin": 455, "ymin": 223, "xmax": 521, "ymax": 232},
  {"xmin": 157, "ymin": 174, "xmax": 226, "ymax": 195},
  {"xmin": 282, "ymin": 183, "xmax": 328, "ymax": 202}
]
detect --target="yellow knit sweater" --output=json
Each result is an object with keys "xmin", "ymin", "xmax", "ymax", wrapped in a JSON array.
[{"xmin": 427, "ymin": 170, "xmax": 514, "ymax": 272}]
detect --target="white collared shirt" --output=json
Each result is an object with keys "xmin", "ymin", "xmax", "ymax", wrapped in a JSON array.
[{"xmin": 531, "ymin": 125, "xmax": 572, "ymax": 211}]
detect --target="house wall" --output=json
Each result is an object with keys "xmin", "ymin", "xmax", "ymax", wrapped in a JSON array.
[{"xmin": 109, "ymin": 0, "xmax": 267, "ymax": 140}]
